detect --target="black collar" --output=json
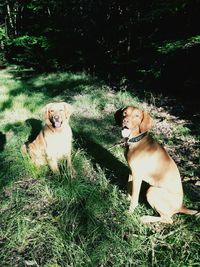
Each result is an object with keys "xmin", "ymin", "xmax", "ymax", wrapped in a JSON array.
[{"xmin": 127, "ymin": 132, "xmax": 147, "ymax": 143}]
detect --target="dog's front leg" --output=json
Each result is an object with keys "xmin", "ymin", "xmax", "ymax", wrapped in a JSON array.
[
  {"xmin": 128, "ymin": 174, "xmax": 133, "ymax": 200},
  {"xmin": 66, "ymin": 155, "xmax": 76, "ymax": 176},
  {"xmin": 129, "ymin": 175, "xmax": 142, "ymax": 213},
  {"xmin": 47, "ymin": 157, "xmax": 60, "ymax": 173}
]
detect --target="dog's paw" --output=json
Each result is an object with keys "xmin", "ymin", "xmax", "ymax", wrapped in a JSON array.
[
  {"xmin": 128, "ymin": 203, "xmax": 138, "ymax": 213},
  {"xmin": 140, "ymin": 215, "xmax": 173, "ymax": 224},
  {"xmin": 140, "ymin": 215, "xmax": 155, "ymax": 223},
  {"xmin": 127, "ymin": 195, "xmax": 131, "ymax": 201}
]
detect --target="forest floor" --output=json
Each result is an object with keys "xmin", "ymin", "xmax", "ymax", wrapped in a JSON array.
[{"xmin": 0, "ymin": 65, "xmax": 199, "ymax": 267}]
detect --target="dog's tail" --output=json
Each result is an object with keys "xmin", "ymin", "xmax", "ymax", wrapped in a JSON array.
[{"xmin": 179, "ymin": 206, "xmax": 198, "ymax": 215}]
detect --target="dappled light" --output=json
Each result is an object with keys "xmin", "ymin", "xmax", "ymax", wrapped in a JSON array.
[{"xmin": 0, "ymin": 132, "xmax": 6, "ymax": 152}]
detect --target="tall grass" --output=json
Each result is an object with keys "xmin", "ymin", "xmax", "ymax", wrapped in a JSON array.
[{"xmin": 0, "ymin": 66, "xmax": 199, "ymax": 266}]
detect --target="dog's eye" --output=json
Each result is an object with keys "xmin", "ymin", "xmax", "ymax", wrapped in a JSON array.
[
  {"xmin": 50, "ymin": 110, "xmax": 54, "ymax": 113},
  {"xmin": 60, "ymin": 109, "xmax": 64, "ymax": 112}
]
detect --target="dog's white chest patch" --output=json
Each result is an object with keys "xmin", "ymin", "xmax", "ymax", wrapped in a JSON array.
[{"xmin": 45, "ymin": 127, "xmax": 72, "ymax": 159}]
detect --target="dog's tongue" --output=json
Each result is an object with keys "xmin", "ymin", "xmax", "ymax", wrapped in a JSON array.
[
  {"xmin": 54, "ymin": 121, "xmax": 61, "ymax": 128},
  {"xmin": 121, "ymin": 128, "xmax": 131, "ymax": 138}
]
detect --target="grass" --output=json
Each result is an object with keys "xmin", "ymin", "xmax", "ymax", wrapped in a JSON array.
[{"xmin": 0, "ymin": 65, "xmax": 199, "ymax": 267}]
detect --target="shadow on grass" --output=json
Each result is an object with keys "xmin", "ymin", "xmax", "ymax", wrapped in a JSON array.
[
  {"xmin": 0, "ymin": 118, "xmax": 43, "ymax": 191},
  {"xmin": 183, "ymin": 183, "xmax": 200, "ymax": 202},
  {"xmin": 72, "ymin": 114, "xmax": 129, "ymax": 190},
  {"xmin": 24, "ymin": 118, "xmax": 43, "ymax": 144},
  {"xmin": 74, "ymin": 130, "xmax": 129, "ymax": 191},
  {"xmin": 0, "ymin": 132, "xmax": 6, "ymax": 152}
]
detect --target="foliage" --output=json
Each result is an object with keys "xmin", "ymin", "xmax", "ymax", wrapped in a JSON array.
[
  {"xmin": 0, "ymin": 0, "xmax": 200, "ymax": 81},
  {"xmin": 8, "ymin": 35, "xmax": 50, "ymax": 49},
  {"xmin": 0, "ymin": 26, "xmax": 6, "ymax": 41},
  {"xmin": 157, "ymin": 35, "xmax": 200, "ymax": 54}
]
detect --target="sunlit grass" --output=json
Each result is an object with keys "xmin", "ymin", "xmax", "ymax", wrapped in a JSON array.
[{"xmin": 0, "ymin": 65, "xmax": 199, "ymax": 267}]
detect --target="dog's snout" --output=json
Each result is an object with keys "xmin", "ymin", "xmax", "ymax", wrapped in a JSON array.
[
  {"xmin": 53, "ymin": 115, "xmax": 60, "ymax": 121},
  {"xmin": 122, "ymin": 117, "xmax": 129, "ymax": 126}
]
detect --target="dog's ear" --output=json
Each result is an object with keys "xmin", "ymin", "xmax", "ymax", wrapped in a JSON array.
[
  {"xmin": 42, "ymin": 103, "xmax": 52, "ymax": 121},
  {"xmin": 114, "ymin": 108, "xmax": 124, "ymax": 126},
  {"xmin": 139, "ymin": 111, "xmax": 153, "ymax": 133},
  {"xmin": 63, "ymin": 102, "xmax": 73, "ymax": 119}
]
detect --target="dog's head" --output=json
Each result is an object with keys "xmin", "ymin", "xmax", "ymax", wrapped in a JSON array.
[
  {"xmin": 43, "ymin": 102, "xmax": 73, "ymax": 128},
  {"xmin": 114, "ymin": 106, "xmax": 153, "ymax": 138}
]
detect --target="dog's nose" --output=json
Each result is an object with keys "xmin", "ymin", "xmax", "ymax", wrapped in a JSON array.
[
  {"xmin": 123, "ymin": 118, "xmax": 129, "ymax": 124},
  {"xmin": 53, "ymin": 115, "xmax": 60, "ymax": 121}
]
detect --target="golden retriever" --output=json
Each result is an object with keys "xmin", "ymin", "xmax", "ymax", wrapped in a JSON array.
[
  {"xmin": 22, "ymin": 102, "xmax": 73, "ymax": 173},
  {"xmin": 115, "ymin": 106, "xmax": 198, "ymax": 223}
]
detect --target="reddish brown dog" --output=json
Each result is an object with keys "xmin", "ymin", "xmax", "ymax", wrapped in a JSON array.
[
  {"xmin": 115, "ymin": 106, "xmax": 197, "ymax": 223},
  {"xmin": 22, "ymin": 102, "xmax": 74, "ymax": 174}
]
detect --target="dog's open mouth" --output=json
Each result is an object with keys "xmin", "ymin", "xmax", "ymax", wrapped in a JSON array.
[
  {"xmin": 121, "ymin": 127, "xmax": 131, "ymax": 138},
  {"xmin": 50, "ymin": 118, "xmax": 62, "ymax": 128},
  {"xmin": 54, "ymin": 121, "xmax": 62, "ymax": 128}
]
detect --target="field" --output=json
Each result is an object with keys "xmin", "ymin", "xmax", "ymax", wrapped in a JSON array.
[{"xmin": 0, "ymin": 65, "xmax": 199, "ymax": 267}]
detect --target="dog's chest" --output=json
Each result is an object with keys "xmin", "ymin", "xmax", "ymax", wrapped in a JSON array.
[{"xmin": 45, "ymin": 127, "xmax": 72, "ymax": 158}]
